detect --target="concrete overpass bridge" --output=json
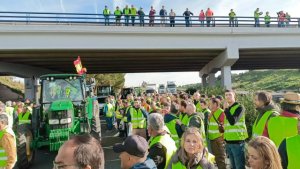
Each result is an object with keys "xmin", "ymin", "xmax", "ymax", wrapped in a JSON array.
[{"xmin": 0, "ymin": 17, "xmax": 300, "ymax": 99}]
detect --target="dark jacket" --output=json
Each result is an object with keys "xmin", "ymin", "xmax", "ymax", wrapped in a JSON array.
[
  {"xmin": 131, "ymin": 158, "xmax": 157, "ymax": 169},
  {"xmin": 224, "ymin": 102, "xmax": 244, "ymax": 125}
]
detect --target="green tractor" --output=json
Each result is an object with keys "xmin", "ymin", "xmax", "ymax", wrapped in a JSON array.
[{"xmin": 16, "ymin": 74, "xmax": 101, "ymax": 169}]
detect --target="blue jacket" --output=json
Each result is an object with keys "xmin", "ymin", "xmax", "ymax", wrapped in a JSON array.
[{"xmin": 131, "ymin": 158, "xmax": 157, "ymax": 169}]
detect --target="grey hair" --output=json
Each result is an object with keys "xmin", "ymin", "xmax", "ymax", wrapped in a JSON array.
[
  {"xmin": 5, "ymin": 101, "xmax": 12, "ymax": 107},
  {"xmin": 0, "ymin": 113, "xmax": 8, "ymax": 125},
  {"xmin": 148, "ymin": 113, "xmax": 164, "ymax": 131}
]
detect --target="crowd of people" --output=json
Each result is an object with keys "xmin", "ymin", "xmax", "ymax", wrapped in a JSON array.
[
  {"xmin": 101, "ymin": 5, "xmax": 298, "ymax": 27},
  {"xmin": 0, "ymin": 90, "xmax": 299, "ymax": 169},
  {"xmin": 96, "ymin": 90, "xmax": 300, "ymax": 169}
]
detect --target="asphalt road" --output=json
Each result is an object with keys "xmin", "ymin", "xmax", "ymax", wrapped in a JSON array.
[{"xmin": 27, "ymin": 117, "xmax": 122, "ymax": 169}]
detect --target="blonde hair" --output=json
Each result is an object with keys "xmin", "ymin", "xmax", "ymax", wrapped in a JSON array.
[
  {"xmin": 178, "ymin": 127, "xmax": 204, "ymax": 164},
  {"xmin": 248, "ymin": 136, "xmax": 282, "ymax": 169}
]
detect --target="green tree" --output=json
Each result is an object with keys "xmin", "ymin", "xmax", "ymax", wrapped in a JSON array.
[{"xmin": 87, "ymin": 73, "xmax": 125, "ymax": 94}]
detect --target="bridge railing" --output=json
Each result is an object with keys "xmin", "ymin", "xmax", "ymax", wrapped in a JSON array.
[{"xmin": 0, "ymin": 11, "xmax": 299, "ymax": 28}]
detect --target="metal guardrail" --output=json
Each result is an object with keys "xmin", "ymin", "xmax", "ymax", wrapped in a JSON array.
[{"xmin": 0, "ymin": 11, "xmax": 299, "ymax": 28}]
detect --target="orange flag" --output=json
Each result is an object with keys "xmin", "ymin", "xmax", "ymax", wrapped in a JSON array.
[{"xmin": 73, "ymin": 56, "xmax": 87, "ymax": 75}]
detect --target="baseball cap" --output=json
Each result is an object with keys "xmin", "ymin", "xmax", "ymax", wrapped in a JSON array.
[{"xmin": 113, "ymin": 135, "xmax": 148, "ymax": 157}]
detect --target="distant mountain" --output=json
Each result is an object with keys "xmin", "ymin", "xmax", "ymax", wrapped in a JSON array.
[{"xmin": 179, "ymin": 69, "xmax": 300, "ymax": 92}]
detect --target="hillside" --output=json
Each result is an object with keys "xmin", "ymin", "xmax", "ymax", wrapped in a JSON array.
[
  {"xmin": 0, "ymin": 76, "xmax": 24, "ymax": 102},
  {"xmin": 180, "ymin": 69, "xmax": 300, "ymax": 92},
  {"xmin": 233, "ymin": 69, "xmax": 300, "ymax": 91}
]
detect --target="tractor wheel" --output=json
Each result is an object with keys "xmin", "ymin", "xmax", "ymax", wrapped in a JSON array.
[
  {"xmin": 16, "ymin": 126, "xmax": 35, "ymax": 169},
  {"xmin": 91, "ymin": 117, "xmax": 101, "ymax": 141}
]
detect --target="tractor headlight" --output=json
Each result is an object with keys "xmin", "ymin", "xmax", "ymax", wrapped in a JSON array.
[
  {"xmin": 49, "ymin": 119, "xmax": 59, "ymax": 125},
  {"xmin": 60, "ymin": 118, "xmax": 72, "ymax": 124}
]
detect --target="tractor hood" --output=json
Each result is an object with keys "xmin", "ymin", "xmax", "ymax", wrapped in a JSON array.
[{"xmin": 50, "ymin": 99, "xmax": 74, "ymax": 111}]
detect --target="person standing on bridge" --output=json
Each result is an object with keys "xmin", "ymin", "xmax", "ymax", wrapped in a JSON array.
[
  {"xmin": 114, "ymin": 6, "xmax": 122, "ymax": 26},
  {"xmin": 103, "ymin": 5, "xmax": 111, "ymax": 26},
  {"xmin": 183, "ymin": 8, "xmax": 193, "ymax": 27},
  {"xmin": 199, "ymin": 9, "xmax": 205, "ymax": 27},
  {"xmin": 264, "ymin": 12, "xmax": 271, "ymax": 27},
  {"xmin": 254, "ymin": 8, "xmax": 263, "ymax": 27},
  {"xmin": 138, "ymin": 7, "xmax": 145, "ymax": 26},
  {"xmin": 149, "ymin": 6, "xmax": 156, "ymax": 27},
  {"xmin": 169, "ymin": 9, "xmax": 176, "ymax": 27},
  {"xmin": 159, "ymin": 6, "xmax": 167, "ymax": 27},
  {"xmin": 0, "ymin": 113, "xmax": 16, "ymax": 169},
  {"xmin": 229, "ymin": 9, "xmax": 237, "ymax": 27},
  {"xmin": 130, "ymin": 5, "xmax": 137, "ymax": 26},
  {"xmin": 123, "ymin": 5, "xmax": 131, "ymax": 26},
  {"xmin": 205, "ymin": 8, "xmax": 214, "ymax": 27}
]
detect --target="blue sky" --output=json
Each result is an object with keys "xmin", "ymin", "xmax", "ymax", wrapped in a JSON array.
[
  {"xmin": 2, "ymin": 0, "xmax": 299, "ymax": 86},
  {"xmin": 2, "ymin": 0, "xmax": 300, "ymax": 17}
]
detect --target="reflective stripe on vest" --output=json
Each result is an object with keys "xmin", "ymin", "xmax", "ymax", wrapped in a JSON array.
[
  {"xmin": 130, "ymin": 108, "xmax": 146, "ymax": 129},
  {"xmin": 224, "ymin": 103, "xmax": 248, "ymax": 141},
  {"xmin": 0, "ymin": 128, "xmax": 16, "ymax": 167},
  {"xmin": 286, "ymin": 135, "xmax": 300, "ymax": 169},
  {"xmin": 171, "ymin": 161, "xmax": 202, "ymax": 169},
  {"xmin": 18, "ymin": 112, "xmax": 31, "ymax": 124},
  {"xmin": 252, "ymin": 110, "xmax": 275, "ymax": 138},
  {"xmin": 105, "ymin": 103, "xmax": 114, "ymax": 117},
  {"xmin": 149, "ymin": 134, "xmax": 177, "ymax": 169},
  {"xmin": 208, "ymin": 108, "xmax": 223, "ymax": 140},
  {"xmin": 187, "ymin": 114, "xmax": 207, "ymax": 146},
  {"xmin": 268, "ymin": 116, "xmax": 298, "ymax": 147},
  {"xmin": 165, "ymin": 114, "xmax": 180, "ymax": 147}
]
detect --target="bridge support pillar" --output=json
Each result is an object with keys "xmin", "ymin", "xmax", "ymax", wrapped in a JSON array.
[
  {"xmin": 24, "ymin": 78, "xmax": 38, "ymax": 103},
  {"xmin": 221, "ymin": 66, "xmax": 232, "ymax": 90},
  {"xmin": 208, "ymin": 73, "xmax": 216, "ymax": 87},
  {"xmin": 201, "ymin": 74, "xmax": 208, "ymax": 87}
]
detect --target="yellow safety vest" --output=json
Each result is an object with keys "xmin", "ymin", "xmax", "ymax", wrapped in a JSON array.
[
  {"xmin": 187, "ymin": 114, "xmax": 207, "ymax": 146},
  {"xmin": 195, "ymin": 101, "xmax": 202, "ymax": 113},
  {"xmin": 286, "ymin": 135, "xmax": 300, "ymax": 169},
  {"xmin": 268, "ymin": 116, "xmax": 298, "ymax": 147},
  {"xmin": 105, "ymin": 103, "xmax": 114, "ymax": 117},
  {"xmin": 181, "ymin": 114, "xmax": 189, "ymax": 126},
  {"xmin": 122, "ymin": 106, "xmax": 131, "ymax": 122},
  {"xmin": 208, "ymin": 108, "xmax": 223, "ymax": 140},
  {"xmin": 165, "ymin": 114, "xmax": 180, "ymax": 147},
  {"xmin": 103, "ymin": 9, "xmax": 110, "ymax": 15},
  {"xmin": 130, "ymin": 108, "xmax": 146, "ymax": 129},
  {"xmin": 252, "ymin": 110, "xmax": 276, "ymax": 138},
  {"xmin": 18, "ymin": 111, "xmax": 31, "ymax": 124},
  {"xmin": 224, "ymin": 104, "xmax": 248, "ymax": 141},
  {"xmin": 149, "ymin": 134, "xmax": 177, "ymax": 169},
  {"xmin": 115, "ymin": 105, "xmax": 123, "ymax": 119},
  {"xmin": 171, "ymin": 161, "xmax": 203, "ymax": 169},
  {"xmin": 0, "ymin": 128, "xmax": 16, "ymax": 167}
]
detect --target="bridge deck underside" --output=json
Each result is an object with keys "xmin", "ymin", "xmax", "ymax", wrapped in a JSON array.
[{"xmin": 0, "ymin": 48, "xmax": 299, "ymax": 74}]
